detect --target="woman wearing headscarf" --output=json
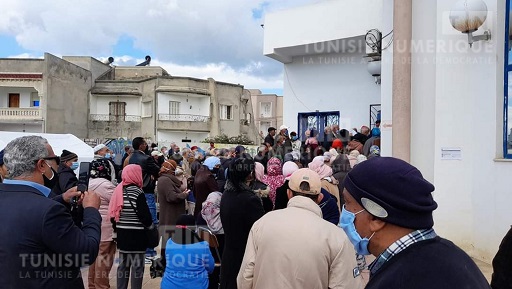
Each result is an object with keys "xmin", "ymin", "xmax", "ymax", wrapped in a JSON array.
[
  {"xmin": 253, "ymin": 162, "xmax": 273, "ymax": 213},
  {"xmin": 308, "ymin": 156, "xmax": 341, "ymax": 211},
  {"xmin": 261, "ymin": 157, "xmax": 285, "ymax": 206},
  {"xmin": 88, "ymin": 159, "xmax": 117, "ymax": 289},
  {"xmin": 193, "ymin": 158, "xmax": 219, "ymax": 225},
  {"xmin": 157, "ymin": 159, "xmax": 189, "ymax": 257},
  {"xmin": 220, "ymin": 155, "xmax": 265, "ymax": 289},
  {"xmin": 348, "ymin": 150, "xmax": 360, "ymax": 168},
  {"xmin": 274, "ymin": 161, "xmax": 300, "ymax": 210},
  {"xmin": 110, "ymin": 164, "xmax": 153, "ymax": 289}
]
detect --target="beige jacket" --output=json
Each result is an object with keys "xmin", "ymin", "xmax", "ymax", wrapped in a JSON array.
[
  {"xmin": 237, "ymin": 196, "xmax": 364, "ymax": 289},
  {"xmin": 322, "ymin": 177, "xmax": 341, "ymax": 212}
]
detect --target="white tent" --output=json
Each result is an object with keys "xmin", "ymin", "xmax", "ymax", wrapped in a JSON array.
[{"xmin": 0, "ymin": 131, "xmax": 94, "ymax": 164}]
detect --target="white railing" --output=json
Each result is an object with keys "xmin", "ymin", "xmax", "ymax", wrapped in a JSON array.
[
  {"xmin": 89, "ymin": 114, "xmax": 141, "ymax": 122},
  {"xmin": 158, "ymin": 114, "xmax": 210, "ymax": 122},
  {"xmin": 0, "ymin": 108, "xmax": 42, "ymax": 119}
]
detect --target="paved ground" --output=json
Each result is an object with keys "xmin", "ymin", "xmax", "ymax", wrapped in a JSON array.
[{"xmin": 81, "ymin": 256, "xmax": 493, "ymax": 289}]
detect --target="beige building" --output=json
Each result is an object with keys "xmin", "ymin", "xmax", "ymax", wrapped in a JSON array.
[
  {"xmin": 0, "ymin": 54, "xmax": 260, "ymax": 146},
  {"xmin": 249, "ymin": 89, "xmax": 283, "ymax": 137},
  {"xmin": 0, "ymin": 53, "xmax": 110, "ymax": 138},
  {"xmin": 91, "ymin": 66, "xmax": 260, "ymax": 146}
]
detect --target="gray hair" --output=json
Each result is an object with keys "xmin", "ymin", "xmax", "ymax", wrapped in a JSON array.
[{"xmin": 4, "ymin": 135, "xmax": 49, "ymax": 179}]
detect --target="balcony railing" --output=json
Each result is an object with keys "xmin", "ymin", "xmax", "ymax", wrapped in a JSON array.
[
  {"xmin": 158, "ymin": 114, "xmax": 210, "ymax": 122},
  {"xmin": 89, "ymin": 114, "xmax": 141, "ymax": 122},
  {"xmin": 0, "ymin": 108, "xmax": 42, "ymax": 120}
]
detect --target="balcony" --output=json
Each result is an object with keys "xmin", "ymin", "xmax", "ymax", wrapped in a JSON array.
[
  {"xmin": 0, "ymin": 108, "xmax": 42, "ymax": 121},
  {"xmin": 89, "ymin": 114, "xmax": 142, "ymax": 122},
  {"xmin": 157, "ymin": 114, "xmax": 210, "ymax": 132}
]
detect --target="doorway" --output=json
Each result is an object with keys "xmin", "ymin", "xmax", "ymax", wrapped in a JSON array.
[{"xmin": 8, "ymin": 94, "xmax": 20, "ymax": 108}]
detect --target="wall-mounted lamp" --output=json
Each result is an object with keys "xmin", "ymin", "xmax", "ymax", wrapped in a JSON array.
[
  {"xmin": 367, "ymin": 60, "xmax": 381, "ymax": 85},
  {"xmin": 449, "ymin": 0, "xmax": 491, "ymax": 48},
  {"xmin": 363, "ymin": 29, "xmax": 382, "ymax": 85}
]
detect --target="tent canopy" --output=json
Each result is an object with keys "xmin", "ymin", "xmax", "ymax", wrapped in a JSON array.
[{"xmin": 0, "ymin": 132, "xmax": 94, "ymax": 164}]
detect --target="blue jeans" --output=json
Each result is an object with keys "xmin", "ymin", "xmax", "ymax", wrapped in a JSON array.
[{"xmin": 145, "ymin": 193, "xmax": 158, "ymax": 256}]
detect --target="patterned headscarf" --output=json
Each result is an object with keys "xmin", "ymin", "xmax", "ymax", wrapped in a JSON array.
[
  {"xmin": 262, "ymin": 157, "xmax": 285, "ymax": 205},
  {"xmin": 89, "ymin": 159, "xmax": 112, "ymax": 180}
]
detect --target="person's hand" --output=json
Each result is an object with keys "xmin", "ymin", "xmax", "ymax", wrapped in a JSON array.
[
  {"xmin": 82, "ymin": 191, "xmax": 101, "ymax": 209},
  {"xmin": 62, "ymin": 186, "xmax": 81, "ymax": 204},
  {"xmin": 183, "ymin": 189, "xmax": 190, "ymax": 197}
]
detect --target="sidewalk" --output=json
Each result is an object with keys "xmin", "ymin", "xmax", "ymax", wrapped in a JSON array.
[{"xmin": 82, "ymin": 257, "xmax": 493, "ymax": 289}]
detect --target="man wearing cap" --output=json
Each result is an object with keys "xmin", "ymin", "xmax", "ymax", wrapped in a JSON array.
[
  {"xmin": 277, "ymin": 124, "xmax": 293, "ymax": 156},
  {"xmin": 93, "ymin": 144, "xmax": 116, "ymax": 184},
  {"xmin": 339, "ymin": 157, "xmax": 490, "ymax": 289},
  {"xmin": 264, "ymin": 127, "xmax": 276, "ymax": 148},
  {"xmin": 237, "ymin": 168, "xmax": 363, "ymax": 289}
]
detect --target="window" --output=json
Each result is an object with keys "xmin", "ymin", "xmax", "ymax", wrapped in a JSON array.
[
  {"xmin": 260, "ymin": 102, "xmax": 272, "ymax": 118},
  {"xmin": 169, "ymin": 101, "xmax": 180, "ymax": 115},
  {"xmin": 220, "ymin": 104, "xmax": 232, "ymax": 120},
  {"xmin": 260, "ymin": 121, "xmax": 271, "ymax": 134},
  {"xmin": 505, "ymin": 0, "xmax": 512, "ymax": 157},
  {"xmin": 142, "ymin": 102, "xmax": 152, "ymax": 117},
  {"xmin": 32, "ymin": 101, "xmax": 40, "ymax": 107},
  {"xmin": 109, "ymin": 101, "xmax": 126, "ymax": 121}
]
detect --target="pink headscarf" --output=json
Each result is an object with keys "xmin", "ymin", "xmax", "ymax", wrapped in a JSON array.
[
  {"xmin": 109, "ymin": 164, "xmax": 143, "ymax": 222},
  {"xmin": 308, "ymin": 156, "xmax": 333, "ymax": 179},
  {"xmin": 262, "ymin": 157, "xmax": 285, "ymax": 205},
  {"xmin": 282, "ymin": 161, "xmax": 299, "ymax": 180},
  {"xmin": 254, "ymin": 162, "xmax": 265, "ymax": 183}
]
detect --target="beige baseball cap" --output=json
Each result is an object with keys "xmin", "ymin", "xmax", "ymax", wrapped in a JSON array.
[{"xmin": 288, "ymin": 168, "xmax": 322, "ymax": 195}]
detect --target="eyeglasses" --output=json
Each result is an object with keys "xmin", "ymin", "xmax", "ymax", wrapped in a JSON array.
[{"xmin": 43, "ymin": 156, "xmax": 60, "ymax": 163}]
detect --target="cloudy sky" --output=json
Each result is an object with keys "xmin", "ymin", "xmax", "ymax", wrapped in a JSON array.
[{"xmin": 0, "ymin": 0, "xmax": 319, "ymax": 94}]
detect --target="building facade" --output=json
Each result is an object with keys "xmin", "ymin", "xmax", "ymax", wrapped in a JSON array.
[
  {"xmin": 0, "ymin": 54, "xmax": 260, "ymax": 147},
  {"xmin": 264, "ymin": 0, "xmax": 512, "ymax": 263},
  {"xmin": 0, "ymin": 53, "xmax": 110, "ymax": 138},
  {"xmin": 248, "ymin": 89, "xmax": 283, "ymax": 135},
  {"xmin": 90, "ymin": 66, "xmax": 259, "ymax": 147},
  {"xmin": 264, "ymin": 0, "xmax": 382, "ymax": 138}
]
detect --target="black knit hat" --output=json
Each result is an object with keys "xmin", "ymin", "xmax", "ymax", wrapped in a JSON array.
[
  {"xmin": 60, "ymin": 150, "xmax": 78, "ymax": 163},
  {"xmin": 343, "ymin": 157, "xmax": 437, "ymax": 230}
]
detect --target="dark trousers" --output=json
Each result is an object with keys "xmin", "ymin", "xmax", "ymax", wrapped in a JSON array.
[
  {"xmin": 117, "ymin": 252, "xmax": 145, "ymax": 289},
  {"xmin": 491, "ymin": 226, "xmax": 512, "ymax": 289}
]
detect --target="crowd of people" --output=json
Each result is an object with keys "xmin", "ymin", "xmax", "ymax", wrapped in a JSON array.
[{"xmin": 0, "ymin": 126, "xmax": 508, "ymax": 289}]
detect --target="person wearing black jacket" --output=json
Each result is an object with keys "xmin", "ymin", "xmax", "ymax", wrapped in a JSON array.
[
  {"xmin": 491, "ymin": 226, "xmax": 512, "ymax": 289},
  {"xmin": 0, "ymin": 135, "xmax": 101, "ymax": 289},
  {"xmin": 129, "ymin": 137, "xmax": 161, "ymax": 258},
  {"xmin": 341, "ymin": 157, "xmax": 489, "ymax": 289},
  {"xmin": 219, "ymin": 155, "xmax": 265, "ymax": 289}
]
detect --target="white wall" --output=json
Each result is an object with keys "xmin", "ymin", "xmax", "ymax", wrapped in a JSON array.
[
  {"xmin": 157, "ymin": 130, "xmax": 209, "ymax": 148},
  {"xmin": 91, "ymin": 96, "xmax": 141, "ymax": 115},
  {"xmin": 0, "ymin": 123, "xmax": 42, "ymax": 133},
  {"xmin": 0, "ymin": 87, "xmax": 37, "ymax": 108},
  {"xmin": 283, "ymin": 51, "xmax": 381, "ymax": 133},
  {"xmin": 379, "ymin": 0, "xmax": 394, "ymax": 158},
  {"xmin": 157, "ymin": 93, "xmax": 210, "ymax": 116},
  {"xmin": 264, "ymin": 0, "xmax": 382, "ymax": 60},
  {"xmin": 401, "ymin": 0, "xmax": 509, "ymax": 262}
]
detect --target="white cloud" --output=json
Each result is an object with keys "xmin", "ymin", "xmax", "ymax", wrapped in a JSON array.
[{"xmin": 0, "ymin": 0, "xmax": 318, "ymax": 89}]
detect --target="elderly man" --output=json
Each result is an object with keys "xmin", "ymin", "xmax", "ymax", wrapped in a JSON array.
[
  {"xmin": 340, "ymin": 157, "xmax": 490, "ymax": 289},
  {"xmin": 237, "ymin": 168, "xmax": 363, "ymax": 289},
  {"xmin": 0, "ymin": 135, "xmax": 101, "ymax": 289}
]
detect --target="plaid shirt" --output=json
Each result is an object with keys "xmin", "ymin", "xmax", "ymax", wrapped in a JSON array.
[{"xmin": 369, "ymin": 228, "xmax": 437, "ymax": 276}]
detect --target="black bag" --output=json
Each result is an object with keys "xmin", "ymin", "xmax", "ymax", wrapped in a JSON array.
[{"xmin": 126, "ymin": 191, "xmax": 160, "ymax": 248}]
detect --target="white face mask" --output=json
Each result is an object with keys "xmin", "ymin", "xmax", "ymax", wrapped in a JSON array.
[{"xmin": 43, "ymin": 161, "xmax": 55, "ymax": 180}]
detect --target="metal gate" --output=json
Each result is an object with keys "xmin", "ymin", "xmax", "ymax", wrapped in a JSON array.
[{"xmin": 297, "ymin": 111, "xmax": 340, "ymax": 141}]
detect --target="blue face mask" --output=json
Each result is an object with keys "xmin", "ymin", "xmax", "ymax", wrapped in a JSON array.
[
  {"xmin": 291, "ymin": 136, "xmax": 298, "ymax": 141},
  {"xmin": 339, "ymin": 205, "xmax": 374, "ymax": 255},
  {"xmin": 105, "ymin": 153, "xmax": 111, "ymax": 159},
  {"xmin": 70, "ymin": 162, "xmax": 79, "ymax": 170}
]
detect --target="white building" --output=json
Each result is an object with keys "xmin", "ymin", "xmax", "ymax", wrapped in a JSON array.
[{"xmin": 264, "ymin": 0, "xmax": 512, "ymax": 263}]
